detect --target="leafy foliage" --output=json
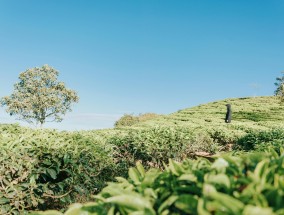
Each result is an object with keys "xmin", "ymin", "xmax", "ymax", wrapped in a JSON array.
[
  {"xmin": 0, "ymin": 124, "xmax": 117, "ymax": 214},
  {"xmin": 0, "ymin": 124, "xmax": 219, "ymax": 214},
  {"xmin": 1, "ymin": 96, "xmax": 284, "ymax": 214},
  {"xmin": 109, "ymin": 126, "xmax": 219, "ymax": 169},
  {"xmin": 1, "ymin": 65, "xmax": 79, "ymax": 126},
  {"xmin": 274, "ymin": 72, "xmax": 284, "ymax": 102},
  {"xmin": 37, "ymin": 149, "xmax": 284, "ymax": 215},
  {"xmin": 236, "ymin": 129, "xmax": 284, "ymax": 152},
  {"xmin": 114, "ymin": 113, "xmax": 159, "ymax": 128},
  {"xmin": 114, "ymin": 114, "xmax": 140, "ymax": 127}
]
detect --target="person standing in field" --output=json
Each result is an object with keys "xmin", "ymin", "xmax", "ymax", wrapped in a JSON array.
[{"xmin": 225, "ymin": 104, "xmax": 232, "ymax": 123}]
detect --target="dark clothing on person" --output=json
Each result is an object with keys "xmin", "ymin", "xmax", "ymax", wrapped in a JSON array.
[{"xmin": 225, "ymin": 104, "xmax": 232, "ymax": 123}]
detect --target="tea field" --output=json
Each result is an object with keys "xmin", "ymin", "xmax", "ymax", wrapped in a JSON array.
[
  {"xmin": 0, "ymin": 96, "xmax": 284, "ymax": 214},
  {"xmin": 120, "ymin": 96, "xmax": 284, "ymax": 144},
  {"xmin": 36, "ymin": 149, "xmax": 284, "ymax": 215},
  {"xmin": 138, "ymin": 96, "xmax": 284, "ymax": 129}
]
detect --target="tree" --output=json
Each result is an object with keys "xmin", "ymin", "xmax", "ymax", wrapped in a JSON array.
[
  {"xmin": 114, "ymin": 114, "xmax": 139, "ymax": 127},
  {"xmin": 114, "ymin": 113, "xmax": 159, "ymax": 128},
  {"xmin": 1, "ymin": 65, "xmax": 79, "ymax": 127},
  {"xmin": 274, "ymin": 72, "xmax": 284, "ymax": 102}
]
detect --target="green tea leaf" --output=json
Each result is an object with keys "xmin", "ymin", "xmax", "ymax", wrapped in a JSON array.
[
  {"xmin": 243, "ymin": 205, "xmax": 275, "ymax": 215},
  {"xmin": 47, "ymin": 168, "xmax": 57, "ymax": 180}
]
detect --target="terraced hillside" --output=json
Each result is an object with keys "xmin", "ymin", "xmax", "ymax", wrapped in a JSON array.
[{"xmin": 124, "ymin": 96, "xmax": 284, "ymax": 143}]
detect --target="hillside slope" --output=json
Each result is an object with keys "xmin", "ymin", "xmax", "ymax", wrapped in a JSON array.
[{"xmin": 123, "ymin": 96, "xmax": 284, "ymax": 143}]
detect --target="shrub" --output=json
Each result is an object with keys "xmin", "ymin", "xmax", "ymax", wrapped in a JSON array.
[
  {"xmin": 137, "ymin": 113, "xmax": 159, "ymax": 122},
  {"xmin": 0, "ymin": 124, "xmax": 116, "ymax": 214},
  {"xmin": 114, "ymin": 113, "xmax": 159, "ymax": 128},
  {"xmin": 37, "ymin": 149, "xmax": 284, "ymax": 214},
  {"xmin": 0, "ymin": 125, "xmax": 217, "ymax": 214},
  {"xmin": 114, "ymin": 114, "xmax": 139, "ymax": 127},
  {"xmin": 109, "ymin": 126, "xmax": 218, "ymax": 169},
  {"xmin": 236, "ymin": 129, "xmax": 284, "ymax": 152}
]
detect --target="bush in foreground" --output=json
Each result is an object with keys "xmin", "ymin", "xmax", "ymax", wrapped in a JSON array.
[
  {"xmin": 34, "ymin": 149, "xmax": 284, "ymax": 215},
  {"xmin": 0, "ymin": 124, "xmax": 116, "ymax": 214},
  {"xmin": 0, "ymin": 125, "xmax": 219, "ymax": 214}
]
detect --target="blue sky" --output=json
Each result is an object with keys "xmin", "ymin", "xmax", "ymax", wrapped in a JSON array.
[{"xmin": 0, "ymin": 0, "xmax": 283, "ymax": 130}]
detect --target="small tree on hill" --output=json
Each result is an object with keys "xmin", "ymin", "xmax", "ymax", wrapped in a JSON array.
[
  {"xmin": 114, "ymin": 113, "xmax": 159, "ymax": 128},
  {"xmin": 114, "ymin": 114, "xmax": 139, "ymax": 127},
  {"xmin": 274, "ymin": 72, "xmax": 284, "ymax": 102},
  {"xmin": 1, "ymin": 65, "xmax": 79, "ymax": 127}
]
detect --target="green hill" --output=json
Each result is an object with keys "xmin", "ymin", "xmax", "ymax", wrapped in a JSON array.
[
  {"xmin": 137, "ymin": 96, "xmax": 283, "ymax": 127},
  {"xmin": 116, "ymin": 96, "xmax": 284, "ymax": 143}
]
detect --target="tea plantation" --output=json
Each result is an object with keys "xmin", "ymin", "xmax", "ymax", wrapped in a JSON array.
[
  {"xmin": 130, "ymin": 96, "xmax": 284, "ymax": 142},
  {"xmin": 0, "ymin": 96, "xmax": 284, "ymax": 214}
]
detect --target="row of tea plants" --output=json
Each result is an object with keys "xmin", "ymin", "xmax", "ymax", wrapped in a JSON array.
[
  {"xmin": 0, "ymin": 124, "xmax": 118, "ymax": 214},
  {"xmin": 34, "ymin": 148, "xmax": 284, "ymax": 215},
  {"xmin": 0, "ymin": 124, "xmax": 218, "ymax": 214}
]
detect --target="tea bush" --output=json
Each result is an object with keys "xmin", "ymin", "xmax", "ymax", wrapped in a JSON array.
[
  {"xmin": 0, "ymin": 124, "xmax": 220, "ymax": 214},
  {"xmin": 0, "ymin": 124, "xmax": 117, "ymax": 214},
  {"xmin": 38, "ymin": 149, "xmax": 284, "ymax": 215},
  {"xmin": 236, "ymin": 129, "xmax": 284, "ymax": 152},
  {"xmin": 108, "ymin": 126, "xmax": 219, "ymax": 169}
]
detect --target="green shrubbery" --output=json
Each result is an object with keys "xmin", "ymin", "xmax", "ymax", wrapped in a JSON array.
[
  {"xmin": 0, "ymin": 124, "xmax": 218, "ymax": 214},
  {"xmin": 114, "ymin": 113, "xmax": 159, "ymax": 128},
  {"xmin": 1, "ymin": 110, "xmax": 283, "ymax": 214},
  {"xmin": 134, "ymin": 97, "xmax": 284, "ymax": 136},
  {"xmin": 236, "ymin": 129, "xmax": 284, "ymax": 152},
  {"xmin": 109, "ymin": 127, "xmax": 218, "ymax": 169},
  {"xmin": 0, "ymin": 91, "xmax": 283, "ymax": 215},
  {"xmin": 39, "ymin": 149, "xmax": 284, "ymax": 215},
  {"xmin": 0, "ymin": 124, "xmax": 117, "ymax": 214},
  {"xmin": 114, "ymin": 114, "xmax": 140, "ymax": 127}
]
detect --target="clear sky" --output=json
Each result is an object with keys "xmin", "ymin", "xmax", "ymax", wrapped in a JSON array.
[{"xmin": 0, "ymin": 0, "xmax": 283, "ymax": 130}]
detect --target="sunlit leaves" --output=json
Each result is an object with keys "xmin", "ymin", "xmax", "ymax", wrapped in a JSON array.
[
  {"xmin": 47, "ymin": 149, "xmax": 284, "ymax": 215},
  {"xmin": 0, "ymin": 124, "xmax": 116, "ymax": 214},
  {"xmin": 274, "ymin": 72, "xmax": 284, "ymax": 102},
  {"xmin": 1, "ymin": 65, "xmax": 79, "ymax": 126}
]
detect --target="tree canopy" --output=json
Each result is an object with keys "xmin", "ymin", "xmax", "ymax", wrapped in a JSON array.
[
  {"xmin": 114, "ymin": 113, "xmax": 159, "ymax": 127},
  {"xmin": 1, "ymin": 65, "xmax": 79, "ymax": 127},
  {"xmin": 274, "ymin": 72, "xmax": 284, "ymax": 102}
]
